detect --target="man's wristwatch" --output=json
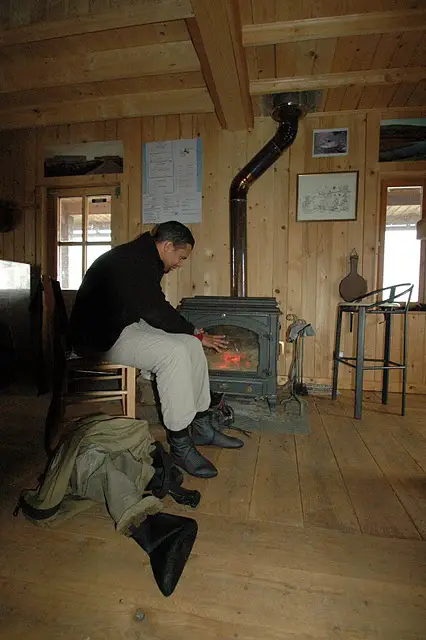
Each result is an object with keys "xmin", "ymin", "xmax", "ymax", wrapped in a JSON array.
[{"xmin": 193, "ymin": 328, "xmax": 205, "ymax": 341}]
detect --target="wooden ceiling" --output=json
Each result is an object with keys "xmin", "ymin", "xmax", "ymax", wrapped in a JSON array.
[{"xmin": 0, "ymin": 0, "xmax": 424, "ymax": 131}]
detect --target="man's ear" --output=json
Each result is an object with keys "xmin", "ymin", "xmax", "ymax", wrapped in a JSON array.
[{"xmin": 163, "ymin": 240, "xmax": 174, "ymax": 252}]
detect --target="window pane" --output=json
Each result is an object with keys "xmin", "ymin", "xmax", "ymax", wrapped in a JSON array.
[
  {"xmin": 87, "ymin": 195, "xmax": 112, "ymax": 242},
  {"xmin": 58, "ymin": 197, "xmax": 83, "ymax": 242},
  {"xmin": 383, "ymin": 186, "xmax": 423, "ymax": 302},
  {"xmin": 86, "ymin": 244, "xmax": 111, "ymax": 271},
  {"xmin": 58, "ymin": 245, "xmax": 82, "ymax": 290}
]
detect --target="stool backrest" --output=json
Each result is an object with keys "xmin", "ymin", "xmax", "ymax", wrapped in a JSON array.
[
  {"xmin": 353, "ymin": 283, "xmax": 414, "ymax": 309},
  {"xmin": 41, "ymin": 276, "xmax": 71, "ymax": 372}
]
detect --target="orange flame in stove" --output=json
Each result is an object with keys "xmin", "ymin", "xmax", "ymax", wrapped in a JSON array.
[{"xmin": 216, "ymin": 350, "xmax": 251, "ymax": 369}]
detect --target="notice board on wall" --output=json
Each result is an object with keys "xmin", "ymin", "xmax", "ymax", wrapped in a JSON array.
[{"xmin": 142, "ymin": 138, "xmax": 202, "ymax": 224}]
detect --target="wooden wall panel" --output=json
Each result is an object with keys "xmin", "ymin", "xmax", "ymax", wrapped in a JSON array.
[{"xmin": 0, "ymin": 109, "xmax": 425, "ymax": 391}]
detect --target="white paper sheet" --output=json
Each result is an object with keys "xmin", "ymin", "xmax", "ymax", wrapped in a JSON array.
[{"xmin": 142, "ymin": 138, "xmax": 202, "ymax": 224}]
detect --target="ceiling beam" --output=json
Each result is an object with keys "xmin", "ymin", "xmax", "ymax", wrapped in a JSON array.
[
  {"xmin": 0, "ymin": 88, "xmax": 214, "ymax": 130},
  {"xmin": 0, "ymin": 0, "xmax": 194, "ymax": 46},
  {"xmin": 189, "ymin": 0, "xmax": 253, "ymax": 130},
  {"xmin": 0, "ymin": 41, "xmax": 200, "ymax": 94},
  {"xmin": 250, "ymin": 67, "xmax": 426, "ymax": 95},
  {"xmin": 0, "ymin": 72, "xmax": 205, "ymax": 111},
  {"xmin": 242, "ymin": 9, "xmax": 426, "ymax": 47}
]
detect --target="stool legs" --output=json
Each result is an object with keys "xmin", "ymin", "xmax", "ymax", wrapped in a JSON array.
[
  {"xmin": 126, "ymin": 366, "xmax": 137, "ymax": 418},
  {"xmin": 332, "ymin": 307, "xmax": 343, "ymax": 401},
  {"xmin": 401, "ymin": 311, "xmax": 409, "ymax": 416},
  {"xmin": 354, "ymin": 306, "xmax": 366, "ymax": 420},
  {"xmin": 382, "ymin": 314, "xmax": 392, "ymax": 405}
]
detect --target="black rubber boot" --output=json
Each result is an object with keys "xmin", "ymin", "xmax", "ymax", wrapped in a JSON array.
[
  {"xmin": 167, "ymin": 428, "xmax": 218, "ymax": 478},
  {"xmin": 129, "ymin": 512, "xmax": 198, "ymax": 597},
  {"xmin": 146, "ymin": 441, "xmax": 201, "ymax": 508},
  {"xmin": 190, "ymin": 413, "xmax": 244, "ymax": 449}
]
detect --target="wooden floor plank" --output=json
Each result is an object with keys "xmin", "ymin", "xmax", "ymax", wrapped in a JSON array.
[
  {"xmin": 385, "ymin": 421, "xmax": 426, "ymax": 473},
  {"xmin": 296, "ymin": 410, "xmax": 360, "ymax": 533},
  {"xmin": 249, "ymin": 433, "xmax": 303, "ymax": 526},
  {"xmin": 323, "ymin": 413, "xmax": 421, "ymax": 540},
  {"xmin": 190, "ymin": 431, "xmax": 260, "ymax": 519},
  {"xmin": 311, "ymin": 393, "xmax": 348, "ymax": 417},
  {"xmin": 353, "ymin": 424, "xmax": 426, "ymax": 538}
]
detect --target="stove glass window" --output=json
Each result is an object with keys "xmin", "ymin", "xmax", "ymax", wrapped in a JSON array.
[{"xmin": 204, "ymin": 324, "xmax": 259, "ymax": 372}]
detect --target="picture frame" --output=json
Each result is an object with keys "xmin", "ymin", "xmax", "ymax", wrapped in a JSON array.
[
  {"xmin": 379, "ymin": 118, "xmax": 426, "ymax": 162},
  {"xmin": 312, "ymin": 127, "xmax": 348, "ymax": 157},
  {"xmin": 296, "ymin": 171, "xmax": 358, "ymax": 222},
  {"xmin": 43, "ymin": 140, "xmax": 124, "ymax": 178}
]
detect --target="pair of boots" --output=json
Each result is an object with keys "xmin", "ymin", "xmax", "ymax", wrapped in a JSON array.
[{"xmin": 167, "ymin": 409, "xmax": 244, "ymax": 479}]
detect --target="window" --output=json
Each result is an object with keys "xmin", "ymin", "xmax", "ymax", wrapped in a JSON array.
[
  {"xmin": 380, "ymin": 182, "xmax": 425, "ymax": 303},
  {"xmin": 56, "ymin": 193, "xmax": 112, "ymax": 290}
]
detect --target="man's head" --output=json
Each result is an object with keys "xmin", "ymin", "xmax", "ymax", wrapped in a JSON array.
[{"xmin": 150, "ymin": 221, "xmax": 195, "ymax": 273}]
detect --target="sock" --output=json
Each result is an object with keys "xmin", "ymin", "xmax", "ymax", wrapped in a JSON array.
[
  {"xmin": 167, "ymin": 427, "xmax": 189, "ymax": 439},
  {"xmin": 194, "ymin": 409, "xmax": 209, "ymax": 419}
]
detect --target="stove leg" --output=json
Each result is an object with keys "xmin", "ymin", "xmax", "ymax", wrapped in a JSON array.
[{"xmin": 267, "ymin": 394, "xmax": 277, "ymax": 413}]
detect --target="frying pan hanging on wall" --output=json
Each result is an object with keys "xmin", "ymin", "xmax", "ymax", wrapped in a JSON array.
[
  {"xmin": 339, "ymin": 249, "xmax": 368, "ymax": 302},
  {"xmin": 0, "ymin": 200, "xmax": 21, "ymax": 233}
]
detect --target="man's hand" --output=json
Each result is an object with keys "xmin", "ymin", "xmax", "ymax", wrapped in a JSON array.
[{"xmin": 202, "ymin": 333, "xmax": 228, "ymax": 353}]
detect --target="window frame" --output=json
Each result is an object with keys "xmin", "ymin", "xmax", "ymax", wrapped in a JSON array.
[
  {"xmin": 378, "ymin": 178, "xmax": 426, "ymax": 305},
  {"xmin": 47, "ymin": 186, "xmax": 116, "ymax": 289}
]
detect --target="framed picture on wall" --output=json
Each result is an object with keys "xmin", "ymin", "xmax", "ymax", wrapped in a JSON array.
[
  {"xmin": 43, "ymin": 140, "xmax": 124, "ymax": 177},
  {"xmin": 379, "ymin": 118, "xmax": 426, "ymax": 162},
  {"xmin": 296, "ymin": 171, "xmax": 358, "ymax": 222},
  {"xmin": 312, "ymin": 127, "xmax": 348, "ymax": 157}
]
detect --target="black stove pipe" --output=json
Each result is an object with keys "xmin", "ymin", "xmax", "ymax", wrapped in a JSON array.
[{"xmin": 230, "ymin": 103, "xmax": 304, "ymax": 297}]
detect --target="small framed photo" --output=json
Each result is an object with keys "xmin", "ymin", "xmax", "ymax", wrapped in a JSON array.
[
  {"xmin": 312, "ymin": 128, "xmax": 348, "ymax": 157},
  {"xmin": 297, "ymin": 171, "xmax": 358, "ymax": 222}
]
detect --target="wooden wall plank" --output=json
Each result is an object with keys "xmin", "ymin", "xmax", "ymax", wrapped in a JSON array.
[
  {"xmin": 23, "ymin": 129, "xmax": 37, "ymax": 264},
  {"xmin": 246, "ymin": 118, "xmax": 275, "ymax": 297},
  {"xmin": 0, "ymin": 131, "xmax": 15, "ymax": 260}
]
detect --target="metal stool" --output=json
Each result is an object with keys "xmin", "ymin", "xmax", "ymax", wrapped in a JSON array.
[{"xmin": 332, "ymin": 284, "xmax": 413, "ymax": 419}]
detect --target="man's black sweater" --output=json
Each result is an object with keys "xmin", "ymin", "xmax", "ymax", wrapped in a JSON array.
[{"xmin": 69, "ymin": 232, "xmax": 195, "ymax": 352}]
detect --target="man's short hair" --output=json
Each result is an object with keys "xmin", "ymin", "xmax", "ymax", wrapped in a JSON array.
[{"xmin": 150, "ymin": 221, "xmax": 195, "ymax": 248}]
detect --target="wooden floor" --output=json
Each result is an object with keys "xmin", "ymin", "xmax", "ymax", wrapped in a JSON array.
[{"xmin": 1, "ymin": 389, "xmax": 426, "ymax": 639}]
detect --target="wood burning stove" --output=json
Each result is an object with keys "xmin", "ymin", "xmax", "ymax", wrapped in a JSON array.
[
  {"xmin": 180, "ymin": 102, "xmax": 305, "ymax": 411},
  {"xmin": 179, "ymin": 296, "xmax": 281, "ymax": 410}
]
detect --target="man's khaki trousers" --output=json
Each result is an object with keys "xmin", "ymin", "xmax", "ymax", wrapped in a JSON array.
[{"xmin": 106, "ymin": 319, "xmax": 211, "ymax": 431}]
